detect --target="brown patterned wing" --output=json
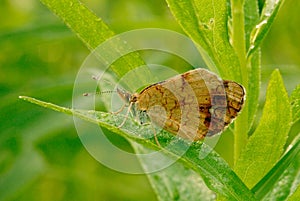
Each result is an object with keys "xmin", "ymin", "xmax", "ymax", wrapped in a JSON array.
[
  {"xmin": 223, "ymin": 80, "xmax": 245, "ymax": 126},
  {"xmin": 135, "ymin": 68, "xmax": 238, "ymax": 141}
]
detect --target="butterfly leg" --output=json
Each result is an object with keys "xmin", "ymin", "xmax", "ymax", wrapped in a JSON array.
[
  {"xmin": 150, "ymin": 124, "xmax": 161, "ymax": 147},
  {"xmin": 111, "ymin": 102, "xmax": 127, "ymax": 115},
  {"xmin": 117, "ymin": 102, "xmax": 133, "ymax": 128}
]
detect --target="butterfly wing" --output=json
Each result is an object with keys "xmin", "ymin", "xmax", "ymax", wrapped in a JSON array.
[{"xmin": 136, "ymin": 69, "xmax": 233, "ymax": 140}]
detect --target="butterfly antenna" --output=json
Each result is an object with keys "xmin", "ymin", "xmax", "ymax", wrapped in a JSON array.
[{"xmin": 83, "ymin": 90, "xmax": 117, "ymax": 97}]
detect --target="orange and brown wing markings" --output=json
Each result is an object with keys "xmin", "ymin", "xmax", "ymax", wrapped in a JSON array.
[
  {"xmin": 223, "ymin": 80, "xmax": 245, "ymax": 125},
  {"xmin": 136, "ymin": 69, "xmax": 215, "ymax": 140},
  {"xmin": 181, "ymin": 69, "xmax": 232, "ymax": 138},
  {"xmin": 128, "ymin": 68, "xmax": 245, "ymax": 141},
  {"xmin": 137, "ymin": 83, "xmax": 182, "ymax": 135}
]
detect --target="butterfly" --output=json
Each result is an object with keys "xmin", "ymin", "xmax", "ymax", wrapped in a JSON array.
[{"xmin": 115, "ymin": 68, "xmax": 245, "ymax": 143}]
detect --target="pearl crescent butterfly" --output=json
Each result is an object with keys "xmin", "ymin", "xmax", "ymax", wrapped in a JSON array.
[{"xmin": 116, "ymin": 68, "xmax": 245, "ymax": 141}]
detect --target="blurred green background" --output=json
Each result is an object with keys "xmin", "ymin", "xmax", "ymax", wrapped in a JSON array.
[{"xmin": 1, "ymin": 0, "xmax": 299, "ymax": 200}]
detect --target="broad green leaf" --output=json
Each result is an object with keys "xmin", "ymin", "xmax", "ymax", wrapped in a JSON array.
[
  {"xmin": 252, "ymin": 134, "xmax": 300, "ymax": 200},
  {"xmin": 235, "ymin": 69, "xmax": 292, "ymax": 188},
  {"xmin": 248, "ymin": 0, "xmax": 284, "ymax": 56},
  {"xmin": 291, "ymin": 84, "xmax": 300, "ymax": 124},
  {"xmin": 165, "ymin": 0, "xmax": 240, "ymax": 81},
  {"xmin": 19, "ymin": 96, "xmax": 256, "ymax": 200}
]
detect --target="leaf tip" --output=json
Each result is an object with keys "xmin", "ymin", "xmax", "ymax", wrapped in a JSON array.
[{"xmin": 19, "ymin": 96, "xmax": 33, "ymax": 102}]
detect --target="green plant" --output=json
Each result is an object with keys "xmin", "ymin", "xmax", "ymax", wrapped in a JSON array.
[{"xmin": 19, "ymin": 0, "xmax": 300, "ymax": 200}]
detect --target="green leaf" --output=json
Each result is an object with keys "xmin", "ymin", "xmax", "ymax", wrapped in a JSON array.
[
  {"xmin": 165, "ymin": 0, "xmax": 240, "ymax": 80},
  {"xmin": 291, "ymin": 84, "xmax": 300, "ymax": 124},
  {"xmin": 19, "ymin": 96, "xmax": 256, "ymax": 200},
  {"xmin": 235, "ymin": 69, "xmax": 292, "ymax": 188},
  {"xmin": 248, "ymin": 0, "xmax": 284, "ymax": 56},
  {"xmin": 244, "ymin": 0, "xmax": 260, "ymax": 50},
  {"xmin": 134, "ymin": 144, "xmax": 215, "ymax": 201},
  {"xmin": 246, "ymin": 49, "xmax": 261, "ymax": 132},
  {"xmin": 252, "ymin": 134, "xmax": 300, "ymax": 200}
]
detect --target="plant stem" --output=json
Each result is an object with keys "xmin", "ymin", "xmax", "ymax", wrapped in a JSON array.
[{"xmin": 230, "ymin": 0, "xmax": 249, "ymax": 165}]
